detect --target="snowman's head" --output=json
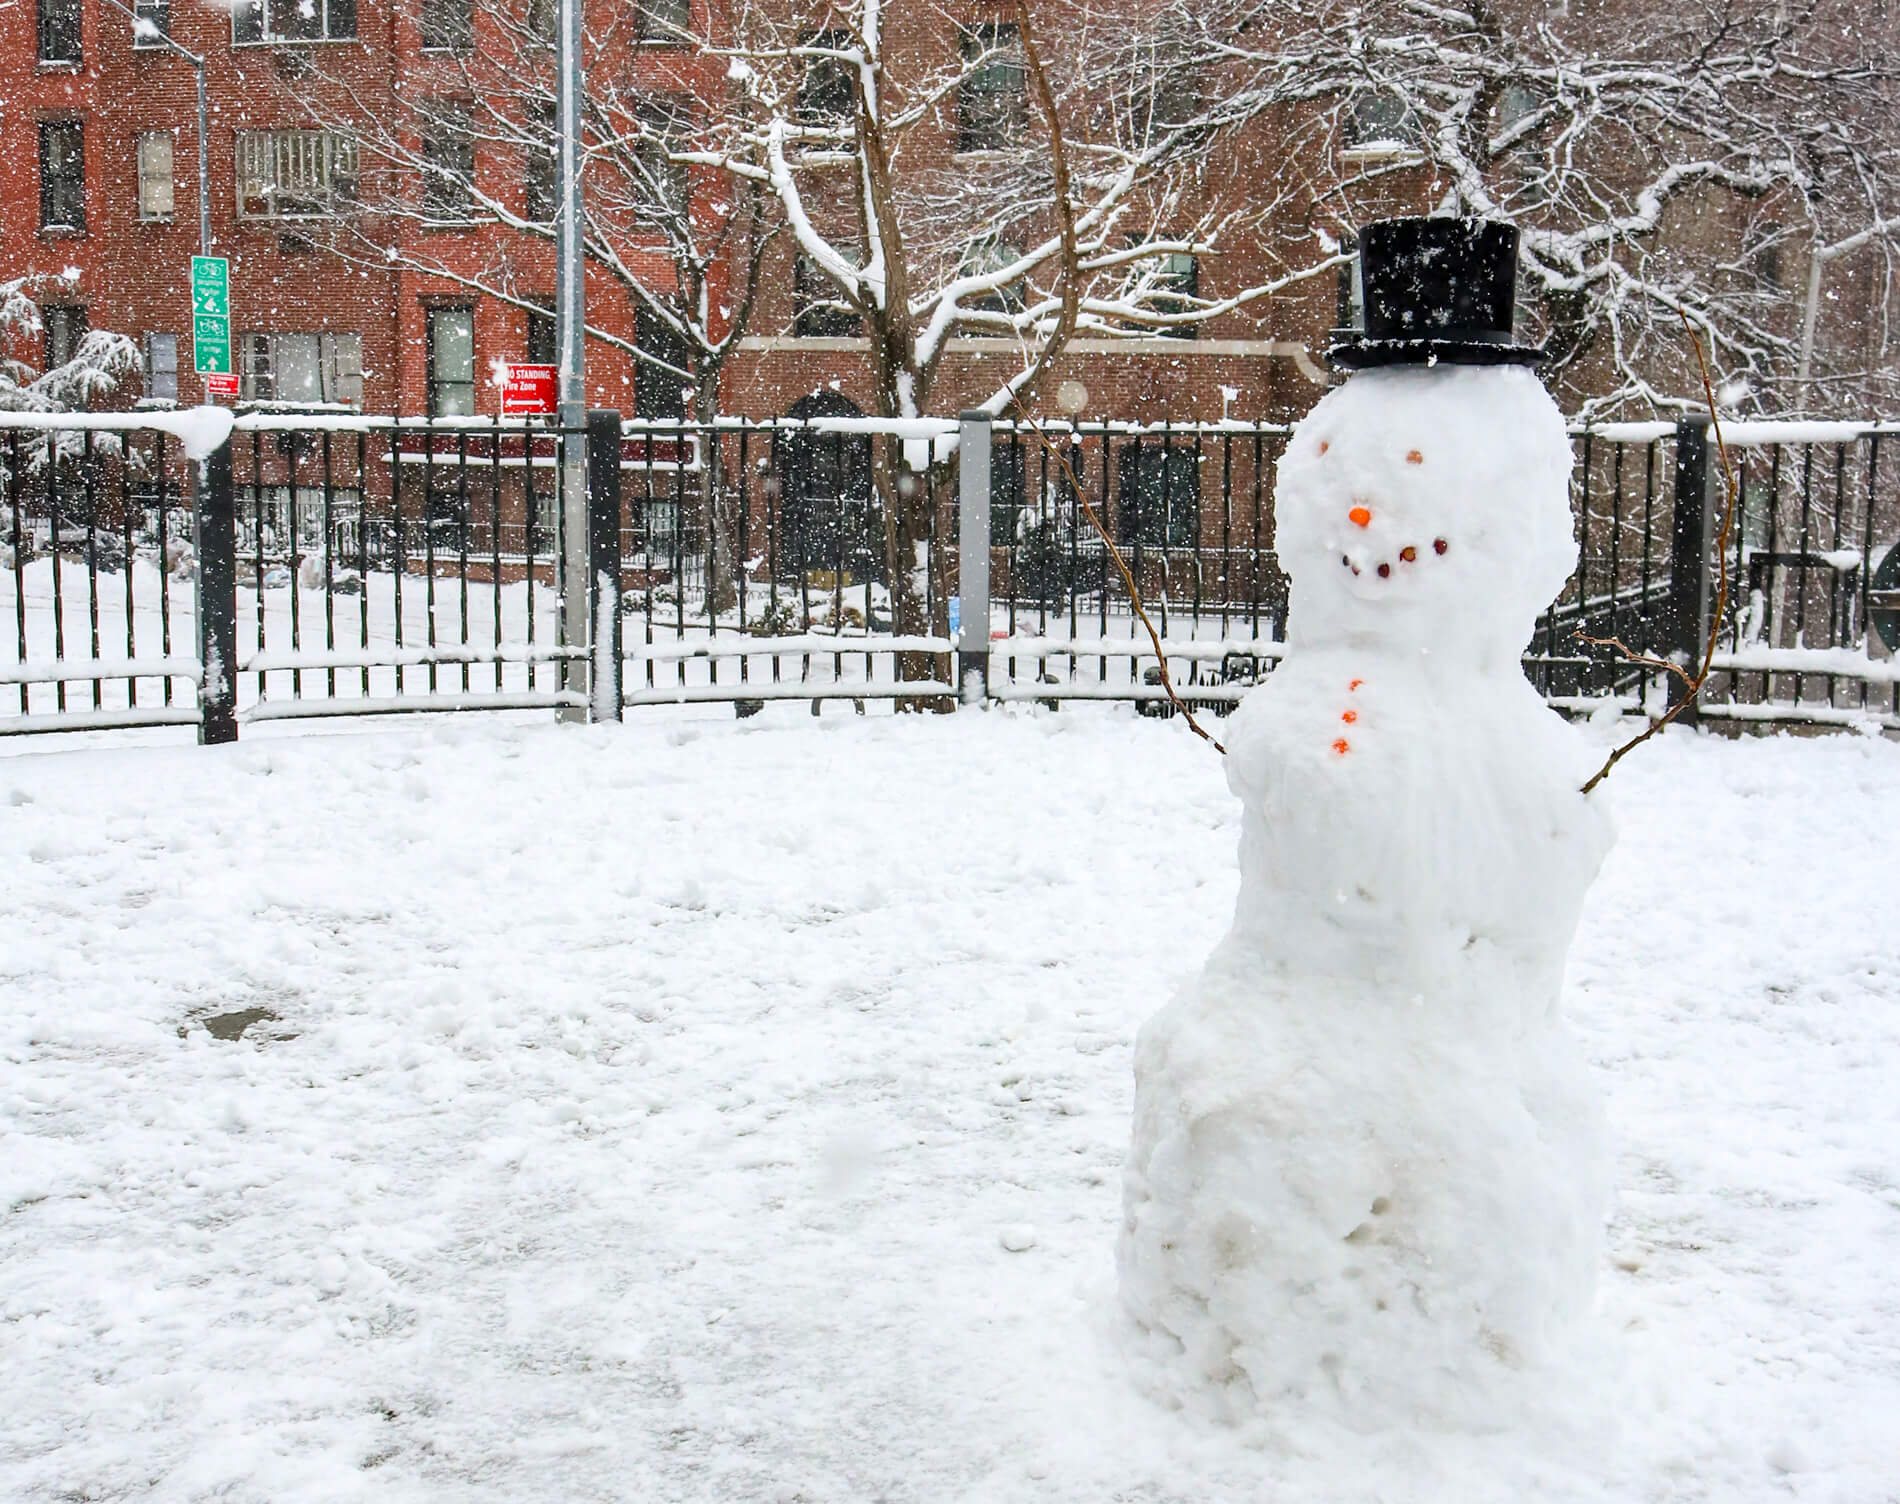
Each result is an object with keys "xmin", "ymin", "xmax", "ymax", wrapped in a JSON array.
[{"xmin": 1273, "ymin": 364, "xmax": 1575, "ymax": 664}]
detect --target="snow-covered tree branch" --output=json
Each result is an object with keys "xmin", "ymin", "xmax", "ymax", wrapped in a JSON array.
[
  {"xmin": 1, "ymin": 276, "xmax": 139, "ymax": 416},
  {"xmin": 1154, "ymin": 0, "xmax": 1900, "ymax": 416}
]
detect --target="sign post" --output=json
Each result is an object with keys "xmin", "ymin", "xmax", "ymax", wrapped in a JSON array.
[{"xmin": 191, "ymin": 255, "xmax": 230, "ymax": 381}]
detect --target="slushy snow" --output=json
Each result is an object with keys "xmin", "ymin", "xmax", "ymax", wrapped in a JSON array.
[{"xmin": 1121, "ymin": 366, "xmax": 1616, "ymax": 1425}]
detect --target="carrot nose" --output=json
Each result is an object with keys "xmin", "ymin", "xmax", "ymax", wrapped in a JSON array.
[{"xmin": 1348, "ymin": 506, "xmax": 1372, "ymax": 528}]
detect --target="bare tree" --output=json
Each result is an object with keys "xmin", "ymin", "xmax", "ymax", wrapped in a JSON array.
[
  {"xmin": 685, "ymin": 0, "xmax": 1344, "ymax": 662},
  {"xmin": 296, "ymin": 1, "xmax": 774, "ymax": 427}
]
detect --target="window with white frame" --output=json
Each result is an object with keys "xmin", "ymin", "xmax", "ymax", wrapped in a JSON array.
[
  {"xmin": 235, "ymin": 129, "xmax": 357, "ymax": 218},
  {"xmin": 143, "ymin": 332, "xmax": 178, "ymax": 402},
  {"xmin": 231, "ymin": 0, "xmax": 356, "ymax": 43},
  {"xmin": 137, "ymin": 131, "xmax": 174, "ymax": 219},
  {"xmin": 238, "ymin": 331, "xmax": 363, "ymax": 405},
  {"xmin": 426, "ymin": 307, "xmax": 475, "ymax": 416}
]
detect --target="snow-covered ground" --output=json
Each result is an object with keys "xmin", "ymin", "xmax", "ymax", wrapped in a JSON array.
[{"xmin": 2, "ymin": 707, "xmax": 1897, "ymax": 1502}]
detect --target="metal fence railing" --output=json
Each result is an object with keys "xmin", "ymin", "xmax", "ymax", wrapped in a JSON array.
[{"xmin": 5, "ymin": 407, "xmax": 1897, "ymax": 740}]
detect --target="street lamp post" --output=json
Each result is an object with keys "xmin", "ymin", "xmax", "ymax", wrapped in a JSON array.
[
  {"xmin": 555, "ymin": 0, "xmax": 589, "ymax": 721},
  {"xmin": 104, "ymin": 0, "xmax": 210, "ymax": 258}
]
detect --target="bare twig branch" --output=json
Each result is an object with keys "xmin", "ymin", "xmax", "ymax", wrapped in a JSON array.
[
  {"xmin": 1578, "ymin": 312, "xmax": 1740, "ymax": 795},
  {"xmin": 1012, "ymin": 411, "xmax": 1226, "ymax": 756}
]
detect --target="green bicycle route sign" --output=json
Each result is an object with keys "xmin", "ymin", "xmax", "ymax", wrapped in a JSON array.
[{"xmin": 191, "ymin": 256, "xmax": 230, "ymax": 376}]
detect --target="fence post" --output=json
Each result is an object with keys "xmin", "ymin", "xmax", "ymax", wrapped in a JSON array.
[
  {"xmin": 1665, "ymin": 413, "xmax": 1713, "ymax": 723},
  {"xmin": 587, "ymin": 408, "xmax": 623, "ymax": 723},
  {"xmin": 957, "ymin": 410, "xmax": 991, "ymax": 703},
  {"xmin": 557, "ymin": 404, "xmax": 589, "ymax": 724},
  {"xmin": 193, "ymin": 434, "xmax": 238, "ymax": 745}
]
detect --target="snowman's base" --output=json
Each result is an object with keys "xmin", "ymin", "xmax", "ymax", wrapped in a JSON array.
[{"xmin": 1118, "ymin": 948, "xmax": 1607, "ymax": 1431}]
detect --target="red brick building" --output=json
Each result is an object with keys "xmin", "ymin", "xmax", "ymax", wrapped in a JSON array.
[
  {"xmin": 2, "ymin": 0, "xmax": 1392, "ymax": 426},
  {"xmin": 2, "ymin": 0, "xmax": 741, "ymax": 416}
]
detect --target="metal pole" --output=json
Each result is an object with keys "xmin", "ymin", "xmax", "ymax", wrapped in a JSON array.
[
  {"xmin": 555, "ymin": 0, "xmax": 588, "ymax": 722},
  {"xmin": 957, "ymin": 411, "xmax": 992, "ymax": 703},
  {"xmin": 195, "ymin": 57, "xmax": 210, "ymax": 256},
  {"xmin": 193, "ymin": 436, "xmax": 238, "ymax": 744},
  {"xmin": 586, "ymin": 409, "xmax": 623, "ymax": 722},
  {"xmin": 1665, "ymin": 414, "xmax": 1712, "ymax": 725}
]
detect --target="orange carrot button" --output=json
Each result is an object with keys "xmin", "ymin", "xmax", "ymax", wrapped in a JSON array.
[{"xmin": 1332, "ymin": 738, "xmax": 1351, "ymax": 755}]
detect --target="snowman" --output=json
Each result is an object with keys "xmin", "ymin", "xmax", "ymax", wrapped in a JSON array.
[{"xmin": 1119, "ymin": 219, "xmax": 1614, "ymax": 1428}]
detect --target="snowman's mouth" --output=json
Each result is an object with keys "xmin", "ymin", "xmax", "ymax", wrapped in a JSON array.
[{"xmin": 1340, "ymin": 537, "xmax": 1449, "ymax": 580}]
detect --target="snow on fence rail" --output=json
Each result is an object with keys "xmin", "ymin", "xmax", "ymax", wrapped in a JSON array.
[{"xmin": 4, "ymin": 407, "xmax": 1898, "ymax": 739}]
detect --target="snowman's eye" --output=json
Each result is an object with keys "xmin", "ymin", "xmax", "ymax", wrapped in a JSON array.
[{"xmin": 1406, "ymin": 449, "xmax": 1424, "ymax": 465}]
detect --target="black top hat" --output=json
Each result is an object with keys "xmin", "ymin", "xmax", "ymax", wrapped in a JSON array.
[{"xmin": 1327, "ymin": 217, "xmax": 1543, "ymax": 370}]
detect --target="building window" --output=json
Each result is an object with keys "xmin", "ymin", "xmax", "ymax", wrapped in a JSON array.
[
  {"xmin": 957, "ymin": 23, "xmax": 1024, "ymax": 153},
  {"xmin": 633, "ymin": 98, "xmax": 690, "ymax": 227},
  {"xmin": 427, "ymin": 308, "xmax": 476, "ymax": 415},
  {"xmin": 1754, "ymin": 235, "xmax": 1784, "ymax": 291},
  {"xmin": 231, "ymin": 0, "xmax": 356, "ymax": 43},
  {"xmin": 797, "ymin": 30, "xmax": 854, "ymax": 125},
  {"xmin": 133, "ymin": 0, "xmax": 170, "ymax": 45},
  {"xmin": 38, "ymin": 0, "xmax": 81, "ymax": 63},
  {"xmin": 422, "ymin": 102, "xmax": 475, "ymax": 223},
  {"xmin": 1494, "ymin": 82, "xmax": 1541, "ymax": 135},
  {"xmin": 524, "ymin": 101, "xmax": 557, "ymax": 223},
  {"xmin": 236, "ymin": 130, "xmax": 357, "ymax": 218},
  {"xmin": 635, "ymin": 305, "xmax": 689, "ymax": 420},
  {"xmin": 526, "ymin": 305, "xmax": 556, "ymax": 365},
  {"xmin": 420, "ymin": 0, "xmax": 472, "ymax": 51},
  {"xmin": 1117, "ymin": 444, "xmax": 1199, "ymax": 548},
  {"xmin": 1126, "ymin": 58, "xmax": 1201, "ymax": 144},
  {"xmin": 794, "ymin": 253, "xmax": 861, "ymax": 338},
  {"xmin": 635, "ymin": 0, "xmax": 687, "ymax": 41},
  {"xmin": 137, "ymin": 131, "xmax": 174, "ymax": 220},
  {"xmin": 1150, "ymin": 252, "xmax": 1198, "ymax": 339},
  {"xmin": 143, "ymin": 332, "xmax": 179, "ymax": 402},
  {"xmin": 42, "ymin": 305, "xmax": 87, "ymax": 371},
  {"xmin": 40, "ymin": 121, "xmax": 85, "ymax": 233},
  {"xmin": 959, "ymin": 239, "xmax": 1024, "ymax": 316},
  {"xmin": 1335, "ymin": 229, "xmax": 1363, "ymax": 332},
  {"xmin": 238, "ymin": 331, "xmax": 362, "ymax": 405},
  {"xmin": 1345, "ymin": 89, "xmax": 1416, "ymax": 153}
]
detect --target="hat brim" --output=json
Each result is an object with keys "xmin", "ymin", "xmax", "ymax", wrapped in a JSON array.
[{"xmin": 1326, "ymin": 336, "xmax": 1547, "ymax": 371}]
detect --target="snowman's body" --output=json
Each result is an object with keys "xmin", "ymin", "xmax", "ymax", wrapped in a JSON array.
[{"xmin": 1119, "ymin": 364, "xmax": 1613, "ymax": 1427}]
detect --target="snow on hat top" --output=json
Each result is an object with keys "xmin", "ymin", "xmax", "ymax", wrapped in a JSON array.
[{"xmin": 1273, "ymin": 364, "xmax": 1575, "ymax": 667}]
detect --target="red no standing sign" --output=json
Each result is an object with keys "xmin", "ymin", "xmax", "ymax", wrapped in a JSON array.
[{"xmin": 501, "ymin": 363, "xmax": 558, "ymax": 416}]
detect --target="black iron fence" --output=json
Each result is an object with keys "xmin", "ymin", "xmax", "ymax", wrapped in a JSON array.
[{"xmin": 5, "ymin": 408, "xmax": 1897, "ymax": 740}]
